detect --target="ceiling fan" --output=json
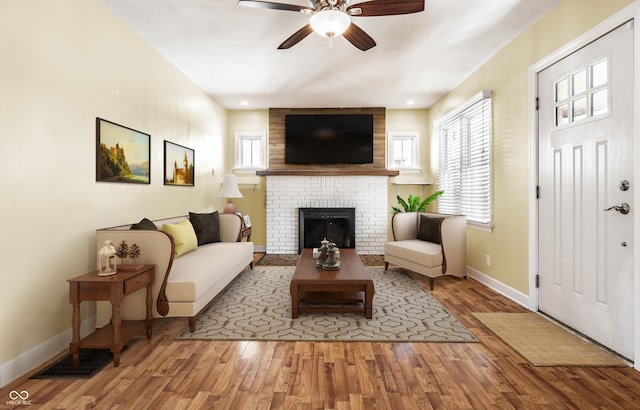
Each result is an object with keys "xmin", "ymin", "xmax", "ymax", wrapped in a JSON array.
[{"xmin": 237, "ymin": 0, "xmax": 425, "ymax": 51}]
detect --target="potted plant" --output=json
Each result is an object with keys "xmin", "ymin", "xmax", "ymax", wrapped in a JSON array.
[{"xmin": 392, "ymin": 190, "xmax": 444, "ymax": 214}]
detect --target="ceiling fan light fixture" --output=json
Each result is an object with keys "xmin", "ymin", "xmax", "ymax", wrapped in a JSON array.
[{"xmin": 310, "ymin": 9, "xmax": 351, "ymax": 38}]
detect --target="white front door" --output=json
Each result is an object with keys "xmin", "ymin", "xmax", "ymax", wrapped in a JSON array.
[{"xmin": 538, "ymin": 22, "xmax": 634, "ymax": 360}]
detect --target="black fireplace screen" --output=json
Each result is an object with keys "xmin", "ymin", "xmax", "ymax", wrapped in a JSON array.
[{"xmin": 298, "ymin": 208, "xmax": 355, "ymax": 253}]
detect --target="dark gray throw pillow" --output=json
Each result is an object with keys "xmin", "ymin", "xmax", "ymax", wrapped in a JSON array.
[
  {"xmin": 130, "ymin": 217, "xmax": 157, "ymax": 230},
  {"xmin": 189, "ymin": 211, "xmax": 221, "ymax": 245},
  {"xmin": 416, "ymin": 215, "xmax": 444, "ymax": 244}
]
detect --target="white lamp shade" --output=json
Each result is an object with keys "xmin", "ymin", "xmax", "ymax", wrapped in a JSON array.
[
  {"xmin": 310, "ymin": 9, "xmax": 351, "ymax": 38},
  {"xmin": 218, "ymin": 174, "xmax": 243, "ymax": 198}
]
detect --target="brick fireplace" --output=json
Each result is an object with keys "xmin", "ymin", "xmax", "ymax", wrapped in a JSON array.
[
  {"xmin": 261, "ymin": 107, "xmax": 395, "ymax": 254},
  {"xmin": 265, "ymin": 175, "xmax": 389, "ymax": 254}
]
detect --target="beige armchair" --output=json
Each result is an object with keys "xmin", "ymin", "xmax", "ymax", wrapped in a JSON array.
[{"xmin": 384, "ymin": 212, "xmax": 467, "ymax": 289}]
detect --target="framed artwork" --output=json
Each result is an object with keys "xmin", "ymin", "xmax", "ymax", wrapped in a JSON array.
[
  {"xmin": 96, "ymin": 118, "xmax": 150, "ymax": 184},
  {"xmin": 164, "ymin": 140, "xmax": 194, "ymax": 186},
  {"xmin": 243, "ymin": 215, "xmax": 252, "ymax": 228}
]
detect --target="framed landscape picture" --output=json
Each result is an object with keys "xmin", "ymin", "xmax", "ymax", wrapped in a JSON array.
[
  {"xmin": 96, "ymin": 118, "xmax": 150, "ymax": 184},
  {"xmin": 164, "ymin": 140, "xmax": 194, "ymax": 186}
]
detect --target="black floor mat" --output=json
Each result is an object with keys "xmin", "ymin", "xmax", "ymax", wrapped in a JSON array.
[{"xmin": 30, "ymin": 349, "xmax": 118, "ymax": 379}]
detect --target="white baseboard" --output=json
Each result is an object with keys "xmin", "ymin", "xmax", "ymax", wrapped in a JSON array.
[
  {"xmin": 0, "ymin": 317, "xmax": 95, "ymax": 388},
  {"xmin": 254, "ymin": 244, "xmax": 266, "ymax": 253},
  {"xmin": 466, "ymin": 266, "xmax": 531, "ymax": 309}
]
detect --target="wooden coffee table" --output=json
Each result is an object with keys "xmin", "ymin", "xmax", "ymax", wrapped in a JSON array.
[{"xmin": 290, "ymin": 248, "xmax": 374, "ymax": 319}]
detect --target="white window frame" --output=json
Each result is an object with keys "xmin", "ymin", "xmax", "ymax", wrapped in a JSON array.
[
  {"xmin": 435, "ymin": 90, "xmax": 493, "ymax": 231},
  {"xmin": 234, "ymin": 131, "xmax": 266, "ymax": 173},
  {"xmin": 553, "ymin": 55, "xmax": 611, "ymax": 129},
  {"xmin": 387, "ymin": 131, "xmax": 421, "ymax": 173}
]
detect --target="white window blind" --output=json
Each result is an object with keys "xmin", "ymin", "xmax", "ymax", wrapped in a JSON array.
[{"xmin": 436, "ymin": 90, "xmax": 492, "ymax": 228}]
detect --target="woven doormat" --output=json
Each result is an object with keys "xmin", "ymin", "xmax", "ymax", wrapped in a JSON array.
[
  {"xmin": 31, "ymin": 349, "xmax": 116, "ymax": 379},
  {"xmin": 472, "ymin": 312, "xmax": 627, "ymax": 367}
]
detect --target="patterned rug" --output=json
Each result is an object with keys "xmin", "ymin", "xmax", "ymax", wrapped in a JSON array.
[
  {"xmin": 176, "ymin": 266, "xmax": 477, "ymax": 342},
  {"xmin": 257, "ymin": 253, "xmax": 385, "ymax": 267}
]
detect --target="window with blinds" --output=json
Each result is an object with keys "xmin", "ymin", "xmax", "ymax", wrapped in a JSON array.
[{"xmin": 435, "ymin": 90, "xmax": 493, "ymax": 229}]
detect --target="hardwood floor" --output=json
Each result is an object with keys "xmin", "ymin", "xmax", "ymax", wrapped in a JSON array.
[{"xmin": 3, "ymin": 254, "xmax": 640, "ymax": 409}]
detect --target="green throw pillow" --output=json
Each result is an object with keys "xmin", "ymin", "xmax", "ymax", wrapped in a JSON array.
[{"xmin": 162, "ymin": 219, "xmax": 198, "ymax": 257}]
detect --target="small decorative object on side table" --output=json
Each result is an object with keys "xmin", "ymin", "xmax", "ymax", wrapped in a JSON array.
[
  {"xmin": 98, "ymin": 240, "xmax": 118, "ymax": 276},
  {"xmin": 117, "ymin": 240, "xmax": 144, "ymax": 271},
  {"xmin": 67, "ymin": 265, "xmax": 155, "ymax": 367},
  {"xmin": 242, "ymin": 214, "xmax": 252, "ymax": 228}
]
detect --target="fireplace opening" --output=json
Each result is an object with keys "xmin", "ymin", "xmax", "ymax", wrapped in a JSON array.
[{"xmin": 298, "ymin": 208, "xmax": 355, "ymax": 253}]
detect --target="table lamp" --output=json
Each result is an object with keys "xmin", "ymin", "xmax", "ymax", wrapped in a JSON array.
[{"xmin": 218, "ymin": 174, "xmax": 243, "ymax": 213}]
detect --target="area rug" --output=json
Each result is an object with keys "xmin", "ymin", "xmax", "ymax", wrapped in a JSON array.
[
  {"xmin": 257, "ymin": 253, "xmax": 385, "ymax": 267},
  {"xmin": 176, "ymin": 266, "xmax": 477, "ymax": 342},
  {"xmin": 472, "ymin": 312, "xmax": 627, "ymax": 367},
  {"xmin": 30, "ymin": 349, "xmax": 116, "ymax": 379}
]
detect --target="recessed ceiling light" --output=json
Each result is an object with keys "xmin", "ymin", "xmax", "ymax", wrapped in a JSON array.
[
  {"xmin": 241, "ymin": 101, "xmax": 249, "ymax": 106},
  {"xmin": 406, "ymin": 100, "xmax": 415, "ymax": 105}
]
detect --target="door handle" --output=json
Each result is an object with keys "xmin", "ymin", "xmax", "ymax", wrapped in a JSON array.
[{"xmin": 604, "ymin": 203, "xmax": 630, "ymax": 214}]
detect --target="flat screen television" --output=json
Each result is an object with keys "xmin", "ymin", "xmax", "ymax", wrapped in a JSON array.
[{"xmin": 285, "ymin": 114, "xmax": 374, "ymax": 164}]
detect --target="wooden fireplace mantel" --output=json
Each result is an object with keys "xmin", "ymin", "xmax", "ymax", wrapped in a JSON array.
[{"xmin": 256, "ymin": 169, "xmax": 399, "ymax": 177}]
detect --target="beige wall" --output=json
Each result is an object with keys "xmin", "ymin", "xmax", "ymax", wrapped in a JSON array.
[
  {"xmin": 226, "ymin": 110, "xmax": 269, "ymax": 249},
  {"xmin": 386, "ymin": 109, "xmax": 441, "ymax": 238},
  {"xmin": 0, "ymin": 0, "xmax": 227, "ymax": 366},
  {"xmin": 428, "ymin": 0, "xmax": 634, "ymax": 293}
]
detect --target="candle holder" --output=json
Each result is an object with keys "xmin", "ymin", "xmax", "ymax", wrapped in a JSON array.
[{"xmin": 98, "ymin": 240, "xmax": 118, "ymax": 276}]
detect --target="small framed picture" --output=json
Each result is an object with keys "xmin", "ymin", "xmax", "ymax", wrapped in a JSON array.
[
  {"xmin": 243, "ymin": 215, "xmax": 252, "ymax": 228},
  {"xmin": 164, "ymin": 140, "xmax": 194, "ymax": 186}
]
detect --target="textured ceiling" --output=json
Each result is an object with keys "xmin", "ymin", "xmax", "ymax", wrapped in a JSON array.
[{"xmin": 101, "ymin": 0, "xmax": 559, "ymax": 109}]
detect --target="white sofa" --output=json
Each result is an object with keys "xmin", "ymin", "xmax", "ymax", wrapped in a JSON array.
[
  {"xmin": 384, "ymin": 212, "xmax": 466, "ymax": 290},
  {"xmin": 95, "ymin": 212, "xmax": 254, "ymax": 332}
]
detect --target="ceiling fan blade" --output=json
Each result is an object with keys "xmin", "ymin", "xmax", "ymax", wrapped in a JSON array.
[
  {"xmin": 343, "ymin": 23, "xmax": 376, "ymax": 51},
  {"xmin": 278, "ymin": 24, "xmax": 314, "ymax": 49},
  {"xmin": 237, "ymin": 0, "xmax": 313, "ymax": 13},
  {"xmin": 348, "ymin": 0, "xmax": 424, "ymax": 17}
]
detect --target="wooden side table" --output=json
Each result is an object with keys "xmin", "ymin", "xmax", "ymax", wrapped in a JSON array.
[
  {"xmin": 241, "ymin": 225, "xmax": 252, "ymax": 242},
  {"xmin": 68, "ymin": 265, "xmax": 155, "ymax": 367}
]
